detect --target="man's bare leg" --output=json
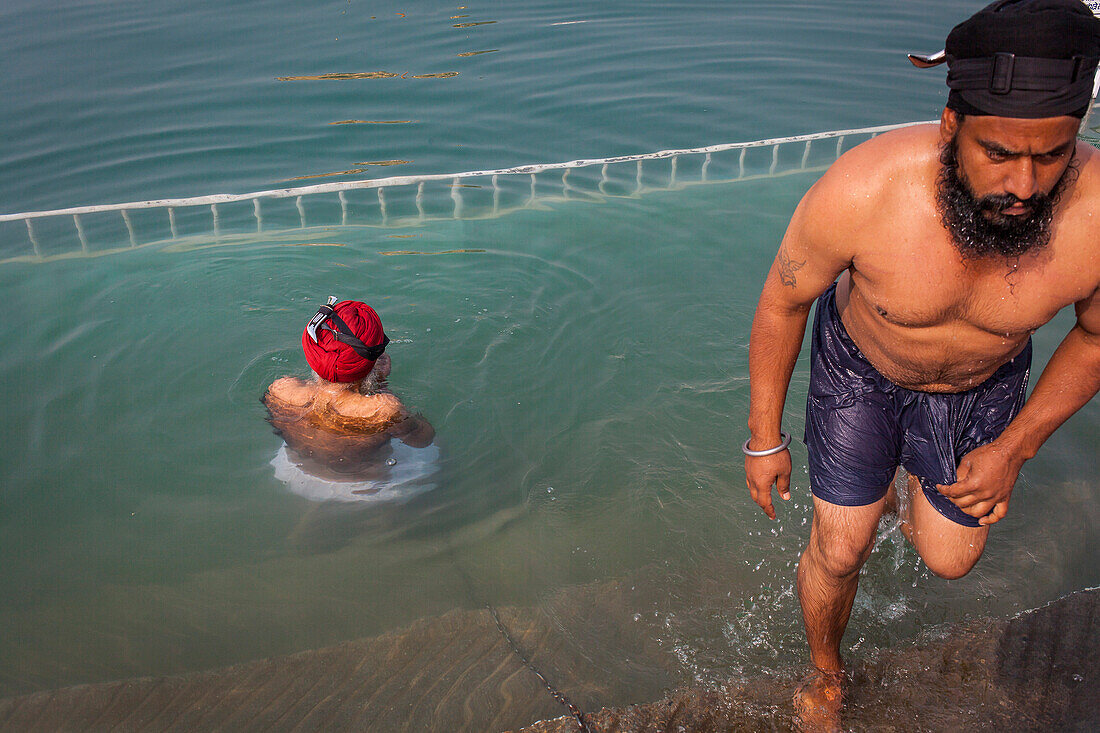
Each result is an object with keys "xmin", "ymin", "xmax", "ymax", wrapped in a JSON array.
[
  {"xmin": 882, "ymin": 467, "xmax": 905, "ymax": 517},
  {"xmin": 795, "ymin": 494, "xmax": 887, "ymax": 730},
  {"xmin": 905, "ymin": 473, "xmax": 988, "ymax": 578},
  {"xmin": 889, "ymin": 468, "xmax": 917, "ymax": 545}
]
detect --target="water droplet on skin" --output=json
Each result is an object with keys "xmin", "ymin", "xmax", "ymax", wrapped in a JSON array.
[{"xmin": 386, "ymin": 457, "xmax": 397, "ymax": 466}]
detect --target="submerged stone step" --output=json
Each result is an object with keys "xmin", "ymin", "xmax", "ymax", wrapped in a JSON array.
[
  {"xmin": 0, "ymin": 585, "xmax": 676, "ymax": 733},
  {"xmin": 2, "ymin": 587, "xmax": 1095, "ymax": 732},
  {"xmin": 519, "ymin": 587, "xmax": 1100, "ymax": 733}
]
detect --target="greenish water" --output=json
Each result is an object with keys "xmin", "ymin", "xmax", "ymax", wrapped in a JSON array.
[
  {"xmin": 1, "ymin": 0, "xmax": 1098, "ymax": 724},
  {"xmin": 2, "ymin": 0, "xmax": 965, "ymax": 217},
  {"xmin": 3, "ymin": 176, "xmax": 1097, "ymax": 700}
]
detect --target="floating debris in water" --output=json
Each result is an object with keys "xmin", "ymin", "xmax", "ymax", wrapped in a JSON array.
[
  {"xmin": 329, "ymin": 120, "xmax": 416, "ymax": 125},
  {"xmin": 457, "ymin": 49, "xmax": 498, "ymax": 57},
  {"xmin": 277, "ymin": 71, "xmax": 458, "ymax": 81},
  {"xmin": 453, "ymin": 21, "xmax": 496, "ymax": 28},
  {"xmin": 379, "ymin": 249, "xmax": 486, "ymax": 256},
  {"xmin": 277, "ymin": 72, "xmax": 399, "ymax": 81},
  {"xmin": 282, "ymin": 168, "xmax": 368, "ymax": 181},
  {"xmin": 281, "ymin": 160, "xmax": 410, "ymax": 180}
]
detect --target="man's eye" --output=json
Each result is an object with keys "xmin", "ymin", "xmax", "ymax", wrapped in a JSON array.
[{"xmin": 986, "ymin": 149, "xmax": 1009, "ymax": 161}]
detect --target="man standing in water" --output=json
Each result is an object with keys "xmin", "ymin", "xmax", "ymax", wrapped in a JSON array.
[
  {"xmin": 264, "ymin": 297, "xmax": 434, "ymax": 474},
  {"xmin": 743, "ymin": 0, "xmax": 1100, "ymax": 727}
]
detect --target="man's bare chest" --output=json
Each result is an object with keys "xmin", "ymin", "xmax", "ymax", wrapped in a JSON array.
[{"xmin": 850, "ymin": 231, "xmax": 1091, "ymax": 337}]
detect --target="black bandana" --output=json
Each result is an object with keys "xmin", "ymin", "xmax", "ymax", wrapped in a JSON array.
[{"xmin": 918, "ymin": 0, "xmax": 1100, "ymax": 118}]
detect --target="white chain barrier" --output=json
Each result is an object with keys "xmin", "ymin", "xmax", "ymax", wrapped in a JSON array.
[{"xmin": 2, "ymin": 110, "xmax": 1097, "ymax": 264}]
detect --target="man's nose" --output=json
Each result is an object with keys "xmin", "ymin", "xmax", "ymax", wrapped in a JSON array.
[{"xmin": 1002, "ymin": 157, "xmax": 1038, "ymax": 201}]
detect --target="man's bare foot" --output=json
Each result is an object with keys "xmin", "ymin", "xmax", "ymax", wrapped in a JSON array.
[{"xmin": 793, "ymin": 667, "xmax": 844, "ymax": 732}]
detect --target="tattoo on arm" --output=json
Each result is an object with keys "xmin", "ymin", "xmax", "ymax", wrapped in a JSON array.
[{"xmin": 777, "ymin": 247, "xmax": 805, "ymax": 288}]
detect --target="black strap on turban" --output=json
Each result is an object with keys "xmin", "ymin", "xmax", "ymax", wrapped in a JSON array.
[{"xmin": 911, "ymin": 0, "xmax": 1100, "ymax": 118}]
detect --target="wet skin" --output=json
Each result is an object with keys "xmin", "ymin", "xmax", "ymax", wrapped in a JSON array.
[
  {"xmin": 264, "ymin": 354, "xmax": 435, "ymax": 470},
  {"xmin": 838, "ymin": 113, "xmax": 1088, "ymax": 393},
  {"xmin": 747, "ymin": 109, "xmax": 1100, "ymax": 522},
  {"xmin": 743, "ymin": 108, "xmax": 1100, "ymax": 728}
]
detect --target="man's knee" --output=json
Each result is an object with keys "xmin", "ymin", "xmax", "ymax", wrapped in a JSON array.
[
  {"xmin": 803, "ymin": 498, "xmax": 884, "ymax": 580},
  {"xmin": 921, "ymin": 549, "xmax": 982, "ymax": 580},
  {"xmin": 910, "ymin": 522, "xmax": 985, "ymax": 579},
  {"xmin": 906, "ymin": 477, "xmax": 987, "ymax": 580},
  {"xmin": 804, "ymin": 529, "xmax": 875, "ymax": 580}
]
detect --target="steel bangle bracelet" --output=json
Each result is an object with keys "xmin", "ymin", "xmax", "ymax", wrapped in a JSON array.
[{"xmin": 741, "ymin": 431, "xmax": 791, "ymax": 457}]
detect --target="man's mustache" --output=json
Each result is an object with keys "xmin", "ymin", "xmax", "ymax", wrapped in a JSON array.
[{"xmin": 977, "ymin": 192, "xmax": 1046, "ymax": 216}]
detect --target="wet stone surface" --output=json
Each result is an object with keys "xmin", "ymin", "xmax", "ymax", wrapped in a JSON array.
[
  {"xmin": 520, "ymin": 587, "xmax": 1099, "ymax": 733},
  {"xmin": 0, "ymin": 588, "xmax": 1095, "ymax": 732}
]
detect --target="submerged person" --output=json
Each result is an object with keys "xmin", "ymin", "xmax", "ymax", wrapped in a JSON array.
[
  {"xmin": 263, "ymin": 297, "xmax": 434, "ymax": 487},
  {"xmin": 742, "ymin": 0, "xmax": 1100, "ymax": 728}
]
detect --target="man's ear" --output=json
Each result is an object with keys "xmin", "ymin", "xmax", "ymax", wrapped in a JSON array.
[{"xmin": 940, "ymin": 107, "xmax": 960, "ymax": 144}]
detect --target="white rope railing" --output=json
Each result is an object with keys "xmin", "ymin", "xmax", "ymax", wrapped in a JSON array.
[
  {"xmin": 2, "ymin": 109, "xmax": 1096, "ymax": 263},
  {"xmin": 0, "ymin": 121, "xmax": 930, "ymax": 223}
]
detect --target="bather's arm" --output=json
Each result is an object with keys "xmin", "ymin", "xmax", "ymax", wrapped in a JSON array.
[
  {"xmin": 745, "ymin": 167, "xmax": 860, "ymax": 520},
  {"xmin": 390, "ymin": 414, "xmax": 435, "ymax": 449}
]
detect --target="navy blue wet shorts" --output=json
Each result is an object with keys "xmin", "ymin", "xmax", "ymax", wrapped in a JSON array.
[{"xmin": 804, "ymin": 282, "xmax": 1031, "ymax": 527}]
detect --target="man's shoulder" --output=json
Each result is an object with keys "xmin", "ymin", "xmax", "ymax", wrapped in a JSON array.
[
  {"xmin": 809, "ymin": 124, "xmax": 939, "ymax": 209},
  {"xmin": 1071, "ymin": 141, "xmax": 1100, "ymax": 196},
  {"xmin": 794, "ymin": 124, "xmax": 939, "ymax": 240},
  {"xmin": 820, "ymin": 124, "xmax": 939, "ymax": 191},
  {"xmin": 266, "ymin": 376, "xmax": 313, "ymax": 406},
  {"xmin": 1059, "ymin": 143, "xmax": 1100, "ymax": 279},
  {"xmin": 337, "ymin": 391, "xmax": 406, "ymax": 423}
]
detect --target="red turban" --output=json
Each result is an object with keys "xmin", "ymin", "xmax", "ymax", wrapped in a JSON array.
[{"xmin": 301, "ymin": 301, "xmax": 385, "ymax": 383}]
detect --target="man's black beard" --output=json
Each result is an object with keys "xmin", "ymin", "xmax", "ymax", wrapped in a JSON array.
[{"xmin": 936, "ymin": 139, "xmax": 1075, "ymax": 259}]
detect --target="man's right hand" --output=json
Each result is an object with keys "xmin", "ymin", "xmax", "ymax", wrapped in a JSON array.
[{"xmin": 745, "ymin": 444, "xmax": 792, "ymax": 520}]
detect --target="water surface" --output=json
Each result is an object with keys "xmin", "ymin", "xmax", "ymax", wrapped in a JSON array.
[{"xmin": 1, "ymin": 0, "xmax": 1097, "ymax": 725}]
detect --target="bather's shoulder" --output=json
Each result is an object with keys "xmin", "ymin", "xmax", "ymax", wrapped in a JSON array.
[
  {"xmin": 809, "ymin": 124, "xmax": 940, "ymax": 210},
  {"xmin": 335, "ymin": 391, "xmax": 406, "ymax": 424},
  {"xmin": 265, "ymin": 376, "xmax": 314, "ymax": 407},
  {"xmin": 1070, "ymin": 140, "xmax": 1100, "ymax": 195}
]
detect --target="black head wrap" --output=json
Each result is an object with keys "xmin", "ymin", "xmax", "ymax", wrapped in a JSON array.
[{"xmin": 918, "ymin": 0, "xmax": 1100, "ymax": 118}]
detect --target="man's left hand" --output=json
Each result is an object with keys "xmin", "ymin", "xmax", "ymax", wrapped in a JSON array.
[{"xmin": 936, "ymin": 441, "xmax": 1025, "ymax": 526}]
